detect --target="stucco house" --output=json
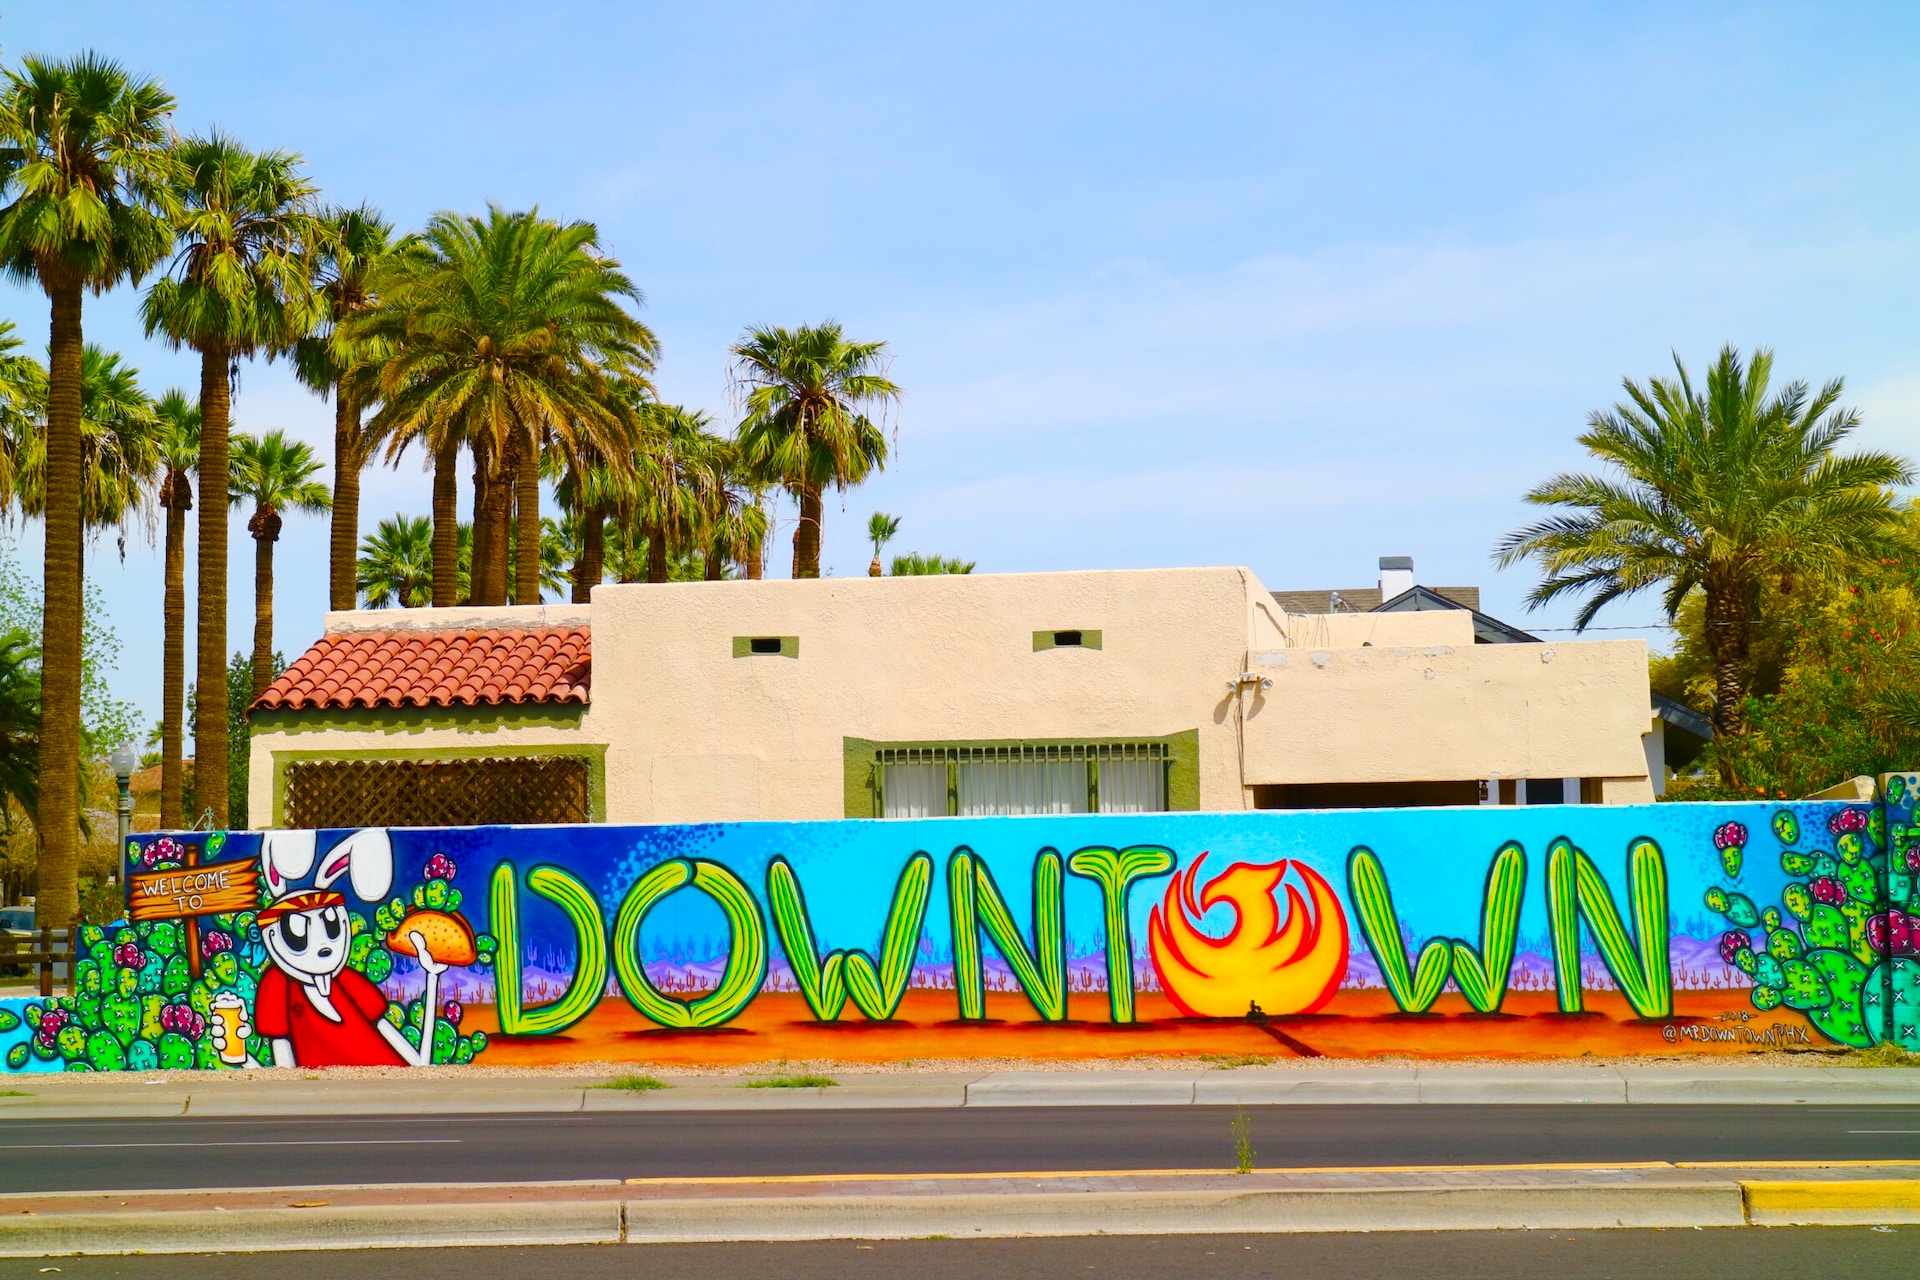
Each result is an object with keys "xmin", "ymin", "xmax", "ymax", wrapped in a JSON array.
[{"xmin": 245, "ymin": 561, "xmax": 1667, "ymax": 829}]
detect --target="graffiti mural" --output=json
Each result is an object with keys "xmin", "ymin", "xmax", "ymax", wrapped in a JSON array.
[{"xmin": 4, "ymin": 790, "xmax": 1915, "ymax": 1072}]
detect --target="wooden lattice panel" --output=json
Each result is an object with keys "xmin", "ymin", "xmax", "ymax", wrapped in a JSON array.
[{"xmin": 284, "ymin": 756, "xmax": 590, "ymax": 829}]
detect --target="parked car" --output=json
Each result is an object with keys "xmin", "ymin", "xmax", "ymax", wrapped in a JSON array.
[{"xmin": 0, "ymin": 906, "xmax": 32, "ymax": 976}]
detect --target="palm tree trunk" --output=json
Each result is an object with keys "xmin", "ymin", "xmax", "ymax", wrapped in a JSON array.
[
  {"xmin": 328, "ymin": 388, "xmax": 360, "ymax": 612},
  {"xmin": 705, "ymin": 543, "xmax": 724, "ymax": 581},
  {"xmin": 483, "ymin": 445, "xmax": 512, "ymax": 606},
  {"xmin": 574, "ymin": 502, "xmax": 603, "ymax": 603},
  {"xmin": 249, "ymin": 511, "xmax": 280, "ymax": 700},
  {"xmin": 431, "ymin": 438, "xmax": 459, "ymax": 607},
  {"xmin": 469, "ymin": 443, "xmax": 496, "ymax": 605},
  {"xmin": 1705, "ymin": 582, "xmax": 1751, "ymax": 750},
  {"xmin": 647, "ymin": 522, "xmax": 668, "ymax": 584},
  {"xmin": 195, "ymin": 341, "xmax": 232, "ymax": 828},
  {"xmin": 160, "ymin": 474, "xmax": 190, "ymax": 831},
  {"xmin": 794, "ymin": 485, "xmax": 823, "ymax": 579},
  {"xmin": 34, "ymin": 275, "xmax": 85, "ymax": 924},
  {"xmin": 514, "ymin": 431, "xmax": 541, "ymax": 605}
]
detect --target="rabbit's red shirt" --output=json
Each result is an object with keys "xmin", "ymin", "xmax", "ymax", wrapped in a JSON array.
[{"xmin": 254, "ymin": 966, "xmax": 406, "ymax": 1067}]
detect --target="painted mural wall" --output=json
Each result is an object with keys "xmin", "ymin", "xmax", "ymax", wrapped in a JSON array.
[{"xmin": 5, "ymin": 784, "xmax": 1918, "ymax": 1072}]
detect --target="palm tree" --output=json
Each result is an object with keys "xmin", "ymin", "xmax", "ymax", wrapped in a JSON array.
[
  {"xmin": 0, "ymin": 54, "xmax": 176, "ymax": 922},
  {"xmin": 0, "ymin": 629, "xmax": 40, "ymax": 825},
  {"xmin": 352, "ymin": 207, "xmax": 656, "ymax": 607},
  {"xmin": 891, "ymin": 552, "xmax": 975, "ymax": 575},
  {"xmin": 356, "ymin": 514, "xmax": 435, "ymax": 607},
  {"xmin": 141, "ymin": 133, "xmax": 325, "ymax": 826},
  {"xmin": 295, "ymin": 204, "xmax": 394, "ymax": 611},
  {"xmin": 1495, "ymin": 346, "xmax": 1914, "ymax": 742},
  {"xmin": 230, "ymin": 430, "xmax": 330, "ymax": 699},
  {"xmin": 731, "ymin": 322, "xmax": 901, "ymax": 579},
  {"xmin": 2, "ymin": 346, "xmax": 161, "ymax": 535},
  {"xmin": 153, "ymin": 390, "xmax": 197, "ymax": 829},
  {"xmin": 867, "ymin": 511, "xmax": 900, "ymax": 577}
]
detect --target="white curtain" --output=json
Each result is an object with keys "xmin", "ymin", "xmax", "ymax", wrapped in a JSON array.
[
  {"xmin": 880, "ymin": 763, "xmax": 948, "ymax": 819},
  {"xmin": 1097, "ymin": 759, "xmax": 1166, "ymax": 813},
  {"xmin": 957, "ymin": 760, "xmax": 1089, "ymax": 816}
]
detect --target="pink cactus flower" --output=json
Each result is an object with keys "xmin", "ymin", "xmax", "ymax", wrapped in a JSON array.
[
  {"xmin": 424, "ymin": 853, "xmax": 457, "ymax": 883},
  {"xmin": 1830, "ymin": 808, "xmax": 1869, "ymax": 835},
  {"xmin": 1712, "ymin": 821, "xmax": 1748, "ymax": 850},
  {"xmin": 1810, "ymin": 877, "xmax": 1847, "ymax": 906},
  {"xmin": 1719, "ymin": 930, "xmax": 1750, "ymax": 963},
  {"xmin": 442, "ymin": 1001, "xmax": 463, "ymax": 1026}
]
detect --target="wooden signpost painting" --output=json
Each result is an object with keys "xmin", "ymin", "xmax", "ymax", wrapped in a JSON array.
[{"xmin": 127, "ymin": 849, "xmax": 262, "ymax": 976}]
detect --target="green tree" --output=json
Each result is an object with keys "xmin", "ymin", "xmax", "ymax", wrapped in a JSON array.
[
  {"xmin": 891, "ymin": 551, "xmax": 974, "ymax": 575},
  {"xmin": 0, "ymin": 54, "xmax": 177, "ymax": 922},
  {"xmin": 357, "ymin": 513, "xmax": 435, "ymax": 607},
  {"xmin": 354, "ymin": 206, "xmax": 656, "ymax": 606},
  {"xmin": 0, "ymin": 629, "xmax": 40, "ymax": 825},
  {"xmin": 187, "ymin": 649, "xmax": 282, "ymax": 828},
  {"xmin": 295, "ymin": 204, "xmax": 395, "ymax": 612},
  {"xmin": 1495, "ymin": 346, "xmax": 1913, "ymax": 746},
  {"xmin": 732, "ymin": 323, "xmax": 901, "ymax": 579},
  {"xmin": 230, "ymin": 430, "xmax": 329, "ymax": 698},
  {"xmin": 4, "ymin": 345, "xmax": 161, "ymax": 537},
  {"xmin": 153, "ymin": 390, "xmax": 198, "ymax": 828},
  {"xmin": 142, "ymin": 133, "xmax": 324, "ymax": 828},
  {"xmin": 866, "ymin": 511, "xmax": 901, "ymax": 576}
]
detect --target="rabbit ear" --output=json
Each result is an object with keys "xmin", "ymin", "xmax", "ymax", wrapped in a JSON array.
[
  {"xmin": 314, "ymin": 828, "xmax": 393, "ymax": 901},
  {"xmin": 261, "ymin": 830, "xmax": 317, "ymax": 899}
]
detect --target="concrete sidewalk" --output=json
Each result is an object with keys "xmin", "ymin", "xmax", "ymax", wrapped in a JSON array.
[
  {"xmin": 5, "ymin": 1163, "xmax": 1920, "ymax": 1254},
  {"xmin": 3, "ymin": 1063, "xmax": 1920, "ymax": 1117}
]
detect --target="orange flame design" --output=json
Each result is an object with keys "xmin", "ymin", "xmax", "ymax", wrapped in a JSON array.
[{"xmin": 1148, "ymin": 857, "xmax": 1349, "ymax": 1018}]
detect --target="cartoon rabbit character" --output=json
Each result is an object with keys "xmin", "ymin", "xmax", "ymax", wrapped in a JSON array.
[{"xmin": 211, "ymin": 829, "xmax": 444, "ymax": 1068}]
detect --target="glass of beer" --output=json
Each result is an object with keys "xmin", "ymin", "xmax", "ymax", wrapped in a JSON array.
[{"xmin": 212, "ymin": 991, "xmax": 249, "ymax": 1066}]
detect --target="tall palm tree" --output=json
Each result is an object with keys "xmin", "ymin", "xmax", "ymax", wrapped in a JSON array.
[
  {"xmin": 356, "ymin": 513, "xmax": 435, "ymax": 607},
  {"xmin": 0, "ymin": 54, "xmax": 176, "ymax": 923},
  {"xmin": 230, "ymin": 430, "xmax": 329, "ymax": 698},
  {"xmin": 3, "ymin": 346, "xmax": 161, "ymax": 533},
  {"xmin": 867, "ymin": 511, "xmax": 900, "ymax": 576},
  {"xmin": 1495, "ymin": 346, "xmax": 1914, "ymax": 742},
  {"xmin": 295, "ymin": 204, "xmax": 394, "ymax": 611},
  {"xmin": 0, "ymin": 629, "xmax": 41, "ymax": 826},
  {"xmin": 152, "ymin": 390, "xmax": 198, "ymax": 829},
  {"xmin": 142, "ymin": 133, "xmax": 325, "ymax": 826},
  {"xmin": 352, "ymin": 206, "xmax": 656, "ymax": 607},
  {"xmin": 731, "ymin": 322, "xmax": 901, "ymax": 579}
]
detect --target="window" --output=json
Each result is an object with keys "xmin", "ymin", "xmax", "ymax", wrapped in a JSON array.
[
  {"xmin": 1031, "ymin": 629, "xmax": 1103, "ymax": 651},
  {"xmin": 733, "ymin": 635, "xmax": 798, "ymax": 658},
  {"xmin": 873, "ymin": 742, "xmax": 1168, "ymax": 817}
]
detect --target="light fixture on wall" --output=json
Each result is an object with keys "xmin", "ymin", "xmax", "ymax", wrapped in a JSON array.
[{"xmin": 1225, "ymin": 673, "xmax": 1273, "ymax": 692}]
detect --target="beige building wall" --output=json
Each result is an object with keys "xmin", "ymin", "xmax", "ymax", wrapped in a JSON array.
[
  {"xmin": 250, "ymin": 566, "xmax": 1659, "ymax": 826},
  {"xmin": 589, "ymin": 568, "xmax": 1273, "ymax": 822}
]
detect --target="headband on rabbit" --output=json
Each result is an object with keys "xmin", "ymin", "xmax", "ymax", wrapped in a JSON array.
[{"xmin": 257, "ymin": 890, "xmax": 346, "ymax": 927}]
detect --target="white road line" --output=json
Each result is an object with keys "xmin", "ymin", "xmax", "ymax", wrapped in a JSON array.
[
  {"xmin": 0, "ymin": 1139, "xmax": 461, "ymax": 1150},
  {"xmin": 1846, "ymin": 1130, "xmax": 1920, "ymax": 1134}
]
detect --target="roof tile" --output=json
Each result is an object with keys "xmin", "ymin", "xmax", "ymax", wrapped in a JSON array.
[{"xmin": 253, "ymin": 626, "xmax": 592, "ymax": 713}]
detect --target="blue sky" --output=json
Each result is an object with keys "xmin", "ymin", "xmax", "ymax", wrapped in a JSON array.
[{"xmin": 5, "ymin": 2, "xmax": 1920, "ymax": 735}]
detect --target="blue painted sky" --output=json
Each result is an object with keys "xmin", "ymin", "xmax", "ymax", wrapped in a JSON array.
[{"xmin": 5, "ymin": 2, "xmax": 1920, "ymax": 735}]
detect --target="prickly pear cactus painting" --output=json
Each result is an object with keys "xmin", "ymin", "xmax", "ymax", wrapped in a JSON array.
[{"xmin": 1704, "ymin": 796, "xmax": 1915, "ymax": 1050}]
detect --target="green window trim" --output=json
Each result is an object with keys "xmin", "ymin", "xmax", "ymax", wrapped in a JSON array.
[
  {"xmin": 733, "ymin": 635, "xmax": 799, "ymax": 658},
  {"xmin": 1032, "ymin": 629, "xmax": 1102, "ymax": 651},
  {"xmin": 268, "ymin": 742, "xmax": 608, "ymax": 828},
  {"xmin": 842, "ymin": 730, "xmax": 1199, "ymax": 818}
]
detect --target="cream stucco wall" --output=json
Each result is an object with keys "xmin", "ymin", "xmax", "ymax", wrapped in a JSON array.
[
  {"xmin": 254, "ymin": 566, "xmax": 1659, "ymax": 826},
  {"xmin": 1237, "ymin": 636, "xmax": 1654, "ymax": 792},
  {"xmin": 588, "ymin": 568, "xmax": 1272, "ymax": 822}
]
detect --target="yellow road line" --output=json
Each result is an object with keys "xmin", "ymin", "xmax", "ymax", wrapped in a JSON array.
[{"xmin": 1744, "ymin": 1180, "xmax": 1920, "ymax": 1211}]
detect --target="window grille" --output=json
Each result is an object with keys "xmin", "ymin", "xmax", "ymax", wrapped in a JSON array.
[{"xmin": 873, "ymin": 742, "xmax": 1168, "ymax": 817}]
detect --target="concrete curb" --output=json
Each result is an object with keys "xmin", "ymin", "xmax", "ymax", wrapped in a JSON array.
[
  {"xmin": 5, "ymin": 1065, "xmax": 1920, "ymax": 1118},
  {"xmin": 7, "ymin": 1171, "xmax": 1919, "ymax": 1255}
]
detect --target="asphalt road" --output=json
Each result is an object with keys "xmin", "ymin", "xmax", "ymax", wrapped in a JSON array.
[
  {"xmin": 6, "ymin": 1104, "xmax": 1920, "ymax": 1193},
  {"xmin": 0, "ymin": 1230, "xmax": 1908, "ymax": 1280}
]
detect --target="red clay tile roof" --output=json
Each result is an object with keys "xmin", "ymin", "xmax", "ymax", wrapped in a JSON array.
[{"xmin": 252, "ymin": 627, "xmax": 592, "ymax": 712}]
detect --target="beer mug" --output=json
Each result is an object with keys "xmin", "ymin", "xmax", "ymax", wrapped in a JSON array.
[{"xmin": 212, "ymin": 991, "xmax": 249, "ymax": 1066}]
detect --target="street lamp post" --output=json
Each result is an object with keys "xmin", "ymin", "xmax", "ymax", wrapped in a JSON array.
[{"xmin": 109, "ymin": 743, "xmax": 138, "ymax": 885}]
